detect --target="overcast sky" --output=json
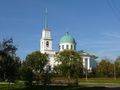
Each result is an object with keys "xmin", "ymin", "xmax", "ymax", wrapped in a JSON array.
[{"xmin": 0, "ymin": 0, "xmax": 120, "ymax": 60}]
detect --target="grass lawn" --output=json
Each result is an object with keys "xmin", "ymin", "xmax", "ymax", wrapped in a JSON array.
[
  {"xmin": 1, "ymin": 78, "xmax": 120, "ymax": 90},
  {"xmin": 0, "ymin": 84, "xmax": 119, "ymax": 90},
  {"xmin": 79, "ymin": 78, "xmax": 120, "ymax": 83},
  {"xmin": 0, "ymin": 84, "xmax": 110, "ymax": 90}
]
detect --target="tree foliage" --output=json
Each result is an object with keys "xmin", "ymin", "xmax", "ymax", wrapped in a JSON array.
[
  {"xmin": 21, "ymin": 61, "xmax": 34, "ymax": 85},
  {"xmin": 22, "ymin": 51, "xmax": 49, "ymax": 85},
  {"xmin": 55, "ymin": 50, "xmax": 83, "ymax": 79},
  {"xmin": 0, "ymin": 38, "xmax": 17, "ymax": 55},
  {"xmin": 0, "ymin": 38, "xmax": 20, "ymax": 82},
  {"xmin": 115, "ymin": 56, "xmax": 120, "ymax": 77},
  {"xmin": 96, "ymin": 59, "xmax": 114, "ymax": 77}
]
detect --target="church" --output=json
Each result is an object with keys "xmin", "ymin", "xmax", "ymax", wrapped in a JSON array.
[{"xmin": 40, "ymin": 11, "xmax": 96, "ymax": 71}]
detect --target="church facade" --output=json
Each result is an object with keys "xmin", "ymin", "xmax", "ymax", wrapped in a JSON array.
[{"xmin": 40, "ymin": 12, "xmax": 96, "ymax": 70}]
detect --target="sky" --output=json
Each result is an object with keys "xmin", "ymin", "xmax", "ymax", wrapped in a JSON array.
[{"xmin": 0, "ymin": 0, "xmax": 120, "ymax": 60}]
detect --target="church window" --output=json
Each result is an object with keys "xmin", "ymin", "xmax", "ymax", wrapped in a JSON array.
[
  {"xmin": 71, "ymin": 45, "xmax": 73, "ymax": 50},
  {"xmin": 59, "ymin": 45, "xmax": 61, "ymax": 50},
  {"xmin": 85, "ymin": 58, "xmax": 88, "ymax": 68},
  {"xmin": 74, "ymin": 45, "xmax": 76, "ymax": 50},
  {"xmin": 62, "ymin": 45, "xmax": 64, "ymax": 49},
  {"xmin": 46, "ymin": 41, "xmax": 49, "ymax": 47},
  {"xmin": 85, "ymin": 58, "xmax": 88, "ymax": 61},
  {"xmin": 66, "ymin": 45, "xmax": 69, "ymax": 49}
]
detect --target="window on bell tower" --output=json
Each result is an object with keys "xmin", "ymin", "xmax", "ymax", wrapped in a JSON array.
[{"xmin": 46, "ymin": 41, "xmax": 49, "ymax": 47}]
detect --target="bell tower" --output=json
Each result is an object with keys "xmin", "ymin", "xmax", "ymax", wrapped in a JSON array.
[
  {"xmin": 40, "ymin": 9, "xmax": 53, "ymax": 53},
  {"xmin": 40, "ymin": 9, "xmax": 56, "ymax": 68}
]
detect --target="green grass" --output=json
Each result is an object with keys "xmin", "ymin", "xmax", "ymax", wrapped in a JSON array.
[
  {"xmin": 52, "ymin": 77, "xmax": 120, "ymax": 84},
  {"xmin": 0, "ymin": 84, "xmax": 108, "ymax": 90},
  {"xmin": 79, "ymin": 78, "xmax": 120, "ymax": 83},
  {"xmin": 1, "ymin": 78, "xmax": 120, "ymax": 90},
  {"xmin": 0, "ymin": 82, "xmax": 26, "ymax": 90}
]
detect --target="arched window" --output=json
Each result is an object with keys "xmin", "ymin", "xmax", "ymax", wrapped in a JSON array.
[{"xmin": 46, "ymin": 41, "xmax": 49, "ymax": 47}]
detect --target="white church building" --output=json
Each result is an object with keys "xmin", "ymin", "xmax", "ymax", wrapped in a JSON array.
[{"xmin": 40, "ymin": 11, "xmax": 96, "ymax": 70}]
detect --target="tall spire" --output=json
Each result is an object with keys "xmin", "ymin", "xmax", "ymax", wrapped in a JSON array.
[{"xmin": 44, "ymin": 8, "xmax": 48, "ymax": 29}]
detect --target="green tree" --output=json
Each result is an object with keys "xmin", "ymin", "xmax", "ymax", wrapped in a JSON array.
[
  {"xmin": 0, "ymin": 38, "xmax": 20, "ymax": 82},
  {"xmin": 115, "ymin": 56, "xmax": 120, "ymax": 77},
  {"xmin": 23, "ymin": 51, "xmax": 49, "ymax": 85},
  {"xmin": 21, "ymin": 61, "xmax": 34, "ymax": 85},
  {"xmin": 0, "ymin": 38, "xmax": 17, "ymax": 55},
  {"xmin": 55, "ymin": 50, "xmax": 83, "ymax": 84},
  {"xmin": 96, "ymin": 59, "xmax": 114, "ymax": 77}
]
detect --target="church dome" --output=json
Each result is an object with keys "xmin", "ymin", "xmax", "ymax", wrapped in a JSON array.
[{"xmin": 59, "ymin": 32, "xmax": 76, "ymax": 44}]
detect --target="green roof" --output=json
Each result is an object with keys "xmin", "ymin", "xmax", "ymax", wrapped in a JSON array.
[
  {"xmin": 78, "ymin": 50, "xmax": 90, "ymax": 56},
  {"xmin": 59, "ymin": 32, "xmax": 76, "ymax": 44}
]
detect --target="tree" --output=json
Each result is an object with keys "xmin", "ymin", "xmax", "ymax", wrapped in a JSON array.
[
  {"xmin": 0, "ymin": 38, "xmax": 17, "ymax": 55},
  {"xmin": 23, "ymin": 51, "xmax": 49, "ymax": 85},
  {"xmin": 0, "ymin": 38, "xmax": 20, "ymax": 82},
  {"xmin": 115, "ymin": 56, "xmax": 120, "ymax": 77},
  {"xmin": 96, "ymin": 59, "xmax": 114, "ymax": 77},
  {"xmin": 21, "ymin": 61, "xmax": 34, "ymax": 85},
  {"xmin": 55, "ymin": 50, "xmax": 83, "ymax": 84}
]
